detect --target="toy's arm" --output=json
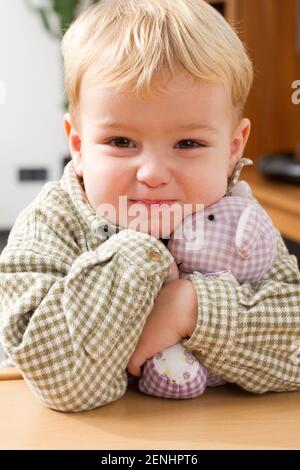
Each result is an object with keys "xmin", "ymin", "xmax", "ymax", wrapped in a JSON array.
[{"xmin": 182, "ymin": 229, "xmax": 300, "ymax": 393}]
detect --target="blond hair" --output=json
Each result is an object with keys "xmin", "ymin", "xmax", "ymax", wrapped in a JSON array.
[{"xmin": 61, "ymin": 0, "xmax": 253, "ymax": 119}]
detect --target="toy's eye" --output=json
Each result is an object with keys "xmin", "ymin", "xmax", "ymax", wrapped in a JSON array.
[{"xmin": 208, "ymin": 214, "xmax": 215, "ymax": 221}]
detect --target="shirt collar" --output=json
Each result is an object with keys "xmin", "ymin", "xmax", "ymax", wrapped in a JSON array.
[{"xmin": 60, "ymin": 157, "xmax": 253, "ymax": 240}]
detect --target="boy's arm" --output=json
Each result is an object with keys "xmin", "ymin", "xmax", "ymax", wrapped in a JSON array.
[
  {"xmin": 182, "ymin": 229, "xmax": 300, "ymax": 393},
  {"xmin": 127, "ymin": 277, "xmax": 197, "ymax": 377},
  {"xmin": 0, "ymin": 224, "xmax": 173, "ymax": 412}
]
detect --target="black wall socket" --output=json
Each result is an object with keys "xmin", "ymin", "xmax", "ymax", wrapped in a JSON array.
[{"xmin": 18, "ymin": 168, "xmax": 48, "ymax": 182}]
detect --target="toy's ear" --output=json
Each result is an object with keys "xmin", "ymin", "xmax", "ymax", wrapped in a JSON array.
[
  {"xmin": 230, "ymin": 181, "xmax": 253, "ymax": 198},
  {"xmin": 235, "ymin": 204, "xmax": 262, "ymax": 259}
]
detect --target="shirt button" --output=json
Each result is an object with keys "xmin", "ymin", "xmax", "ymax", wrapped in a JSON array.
[{"xmin": 147, "ymin": 249, "xmax": 161, "ymax": 262}]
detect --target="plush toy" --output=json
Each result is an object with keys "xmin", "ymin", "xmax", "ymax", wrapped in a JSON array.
[{"xmin": 138, "ymin": 181, "xmax": 278, "ymax": 399}]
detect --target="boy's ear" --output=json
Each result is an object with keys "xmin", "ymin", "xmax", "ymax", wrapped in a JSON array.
[
  {"xmin": 227, "ymin": 118, "xmax": 251, "ymax": 178},
  {"xmin": 63, "ymin": 112, "xmax": 83, "ymax": 177}
]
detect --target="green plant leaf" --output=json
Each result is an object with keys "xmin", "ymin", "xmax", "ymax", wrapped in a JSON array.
[{"xmin": 52, "ymin": 0, "xmax": 81, "ymax": 35}]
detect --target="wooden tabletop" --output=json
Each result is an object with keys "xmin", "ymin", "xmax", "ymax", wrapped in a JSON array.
[{"xmin": 1, "ymin": 377, "xmax": 300, "ymax": 449}]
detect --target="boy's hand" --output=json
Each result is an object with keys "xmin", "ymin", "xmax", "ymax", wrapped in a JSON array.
[{"xmin": 127, "ymin": 278, "xmax": 198, "ymax": 377}]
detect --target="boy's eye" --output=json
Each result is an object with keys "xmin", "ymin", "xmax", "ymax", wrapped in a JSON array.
[
  {"xmin": 176, "ymin": 140, "xmax": 205, "ymax": 149},
  {"xmin": 107, "ymin": 137, "xmax": 135, "ymax": 148}
]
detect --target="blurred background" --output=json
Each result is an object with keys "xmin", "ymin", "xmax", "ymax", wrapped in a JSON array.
[{"xmin": 0, "ymin": 0, "xmax": 299, "ymax": 259}]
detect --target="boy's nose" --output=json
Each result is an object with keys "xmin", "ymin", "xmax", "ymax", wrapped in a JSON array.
[{"xmin": 136, "ymin": 160, "xmax": 171, "ymax": 188}]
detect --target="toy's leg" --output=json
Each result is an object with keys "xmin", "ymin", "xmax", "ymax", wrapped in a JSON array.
[{"xmin": 138, "ymin": 343, "xmax": 207, "ymax": 399}]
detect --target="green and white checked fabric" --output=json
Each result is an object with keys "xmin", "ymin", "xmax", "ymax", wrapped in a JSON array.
[{"xmin": 0, "ymin": 158, "xmax": 300, "ymax": 411}]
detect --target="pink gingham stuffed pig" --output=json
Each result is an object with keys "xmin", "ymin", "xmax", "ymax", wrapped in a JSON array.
[{"xmin": 138, "ymin": 181, "xmax": 277, "ymax": 399}]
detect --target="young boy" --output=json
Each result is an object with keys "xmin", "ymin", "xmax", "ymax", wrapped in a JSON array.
[{"xmin": 1, "ymin": 0, "xmax": 300, "ymax": 412}]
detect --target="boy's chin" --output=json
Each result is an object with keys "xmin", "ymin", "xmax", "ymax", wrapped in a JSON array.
[
  {"xmin": 116, "ymin": 212, "xmax": 187, "ymax": 239},
  {"xmin": 126, "ymin": 221, "xmax": 177, "ymax": 240}
]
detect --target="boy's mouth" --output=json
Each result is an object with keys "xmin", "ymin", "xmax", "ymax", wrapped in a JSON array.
[{"xmin": 130, "ymin": 199, "xmax": 176, "ymax": 206}]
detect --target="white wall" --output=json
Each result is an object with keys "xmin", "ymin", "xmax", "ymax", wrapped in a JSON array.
[{"xmin": 0, "ymin": 0, "xmax": 69, "ymax": 229}]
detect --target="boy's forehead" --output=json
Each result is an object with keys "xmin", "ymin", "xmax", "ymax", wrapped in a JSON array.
[{"xmin": 79, "ymin": 75, "xmax": 232, "ymax": 129}]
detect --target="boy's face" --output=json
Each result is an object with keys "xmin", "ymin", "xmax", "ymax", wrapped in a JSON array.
[{"xmin": 64, "ymin": 71, "xmax": 250, "ymax": 238}]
